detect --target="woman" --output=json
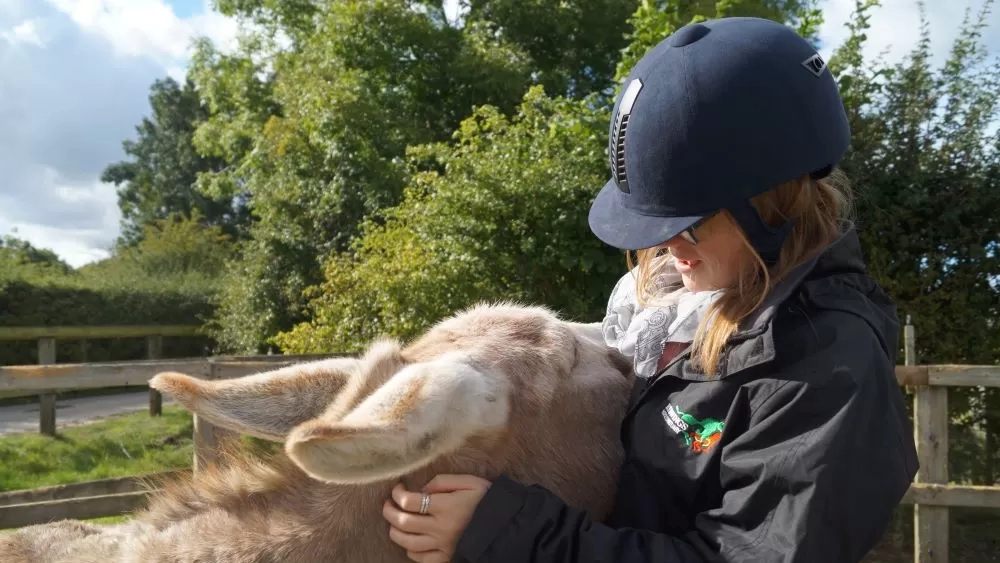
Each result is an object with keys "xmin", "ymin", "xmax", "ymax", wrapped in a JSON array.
[{"xmin": 382, "ymin": 16, "xmax": 919, "ymax": 563}]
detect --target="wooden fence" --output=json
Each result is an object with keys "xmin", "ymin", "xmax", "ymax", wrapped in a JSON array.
[
  {"xmin": 0, "ymin": 325, "xmax": 201, "ymax": 434},
  {"xmin": 0, "ymin": 322, "xmax": 998, "ymax": 563},
  {"xmin": 0, "ymin": 471, "xmax": 184, "ymax": 529},
  {"xmin": 892, "ymin": 317, "xmax": 1000, "ymax": 563},
  {"xmin": 0, "ymin": 351, "xmax": 342, "ymax": 467}
]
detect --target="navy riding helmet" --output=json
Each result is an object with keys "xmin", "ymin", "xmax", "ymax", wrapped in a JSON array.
[{"xmin": 587, "ymin": 17, "xmax": 850, "ymax": 264}]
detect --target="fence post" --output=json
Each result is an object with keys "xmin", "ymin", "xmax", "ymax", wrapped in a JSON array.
[
  {"xmin": 192, "ymin": 360, "xmax": 218, "ymax": 476},
  {"xmin": 910, "ymin": 316, "xmax": 949, "ymax": 563},
  {"xmin": 147, "ymin": 335, "xmax": 163, "ymax": 416},
  {"xmin": 37, "ymin": 337, "xmax": 56, "ymax": 436}
]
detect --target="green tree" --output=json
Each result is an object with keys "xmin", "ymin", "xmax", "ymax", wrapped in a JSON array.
[
  {"xmin": 214, "ymin": 0, "xmax": 322, "ymax": 47},
  {"xmin": 273, "ymin": 86, "xmax": 617, "ymax": 353},
  {"xmin": 101, "ymin": 77, "xmax": 250, "ymax": 247},
  {"xmin": 464, "ymin": 0, "xmax": 640, "ymax": 96},
  {"xmin": 830, "ymin": 0, "xmax": 1000, "ymax": 485},
  {"xmin": 114, "ymin": 211, "xmax": 235, "ymax": 279},
  {"xmin": 194, "ymin": 0, "xmax": 539, "ymax": 352},
  {"xmin": 830, "ymin": 0, "xmax": 1000, "ymax": 364},
  {"xmin": 213, "ymin": 0, "xmax": 642, "ymax": 97},
  {"xmin": 79, "ymin": 211, "xmax": 236, "ymax": 295},
  {"xmin": 0, "ymin": 233, "xmax": 73, "ymax": 281},
  {"xmin": 0, "ymin": 222, "xmax": 224, "ymax": 364}
]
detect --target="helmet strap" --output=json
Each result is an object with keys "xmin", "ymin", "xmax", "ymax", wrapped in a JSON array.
[{"xmin": 725, "ymin": 199, "xmax": 795, "ymax": 267}]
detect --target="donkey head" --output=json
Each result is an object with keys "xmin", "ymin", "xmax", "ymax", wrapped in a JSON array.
[{"xmin": 149, "ymin": 305, "xmax": 634, "ymax": 504}]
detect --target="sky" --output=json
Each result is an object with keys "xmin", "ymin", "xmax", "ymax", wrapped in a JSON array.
[{"xmin": 0, "ymin": 0, "xmax": 997, "ymax": 269}]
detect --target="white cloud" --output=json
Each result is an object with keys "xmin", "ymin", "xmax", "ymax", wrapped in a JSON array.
[
  {"xmin": 46, "ymin": 0, "xmax": 186, "ymax": 59},
  {"xmin": 0, "ymin": 0, "xmax": 240, "ymax": 268},
  {"xmin": 44, "ymin": 0, "xmax": 239, "ymax": 63},
  {"xmin": 0, "ymin": 187, "xmax": 119, "ymax": 269},
  {"xmin": 1, "ymin": 18, "xmax": 44, "ymax": 46},
  {"xmin": 0, "ymin": 0, "xmax": 24, "ymax": 18}
]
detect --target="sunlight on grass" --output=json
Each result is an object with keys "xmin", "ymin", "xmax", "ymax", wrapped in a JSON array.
[
  {"xmin": 0, "ymin": 406, "xmax": 194, "ymax": 491},
  {"xmin": 85, "ymin": 515, "xmax": 132, "ymax": 526}
]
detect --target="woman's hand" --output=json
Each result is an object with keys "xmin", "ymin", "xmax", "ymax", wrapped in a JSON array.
[{"xmin": 382, "ymin": 474, "xmax": 492, "ymax": 563}]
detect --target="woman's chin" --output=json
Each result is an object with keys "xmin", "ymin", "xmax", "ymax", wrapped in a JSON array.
[
  {"xmin": 681, "ymin": 274, "xmax": 716, "ymax": 293},
  {"xmin": 681, "ymin": 276, "xmax": 701, "ymax": 292}
]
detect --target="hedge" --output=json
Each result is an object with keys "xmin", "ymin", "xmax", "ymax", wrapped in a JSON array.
[{"xmin": 0, "ymin": 278, "xmax": 215, "ymax": 366}]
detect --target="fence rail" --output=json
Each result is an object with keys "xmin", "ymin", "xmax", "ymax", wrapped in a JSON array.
[
  {"xmin": 0, "ymin": 473, "xmax": 177, "ymax": 529},
  {"xmin": 0, "ymin": 354, "xmax": 345, "ymax": 393},
  {"xmin": 0, "ymin": 325, "xmax": 202, "ymax": 341},
  {"xmin": 4, "ymin": 357, "xmax": 998, "ymax": 392},
  {"xmin": 0, "ymin": 325, "xmax": 203, "ymax": 431},
  {"xmin": 0, "ymin": 322, "xmax": 996, "ymax": 563}
]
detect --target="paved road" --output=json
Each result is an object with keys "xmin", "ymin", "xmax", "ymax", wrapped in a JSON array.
[{"xmin": 0, "ymin": 390, "xmax": 176, "ymax": 436}]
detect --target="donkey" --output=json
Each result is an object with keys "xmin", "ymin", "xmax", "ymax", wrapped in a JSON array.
[{"xmin": 0, "ymin": 302, "xmax": 635, "ymax": 562}]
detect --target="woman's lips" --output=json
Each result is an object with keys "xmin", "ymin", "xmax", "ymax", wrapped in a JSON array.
[{"xmin": 674, "ymin": 258, "xmax": 701, "ymax": 274}]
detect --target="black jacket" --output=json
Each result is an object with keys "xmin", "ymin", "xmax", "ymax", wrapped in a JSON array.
[{"xmin": 453, "ymin": 228, "xmax": 919, "ymax": 562}]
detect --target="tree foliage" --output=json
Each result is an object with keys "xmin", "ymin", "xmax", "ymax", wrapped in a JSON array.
[
  {"xmin": 194, "ymin": 0, "xmax": 640, "ymax": 352},
  {"xmin": 0, "ymin": 276, "xmax": 214, "ymax": 365},
  {"xmin": 101, "ymin": 77, "xmax": 249, "ymax": 247},
  {"xmin": 80, "ymin": 211, "xmax": 237, "ymax": 293},
  {"xmin": 465, "ymin": 0, "xmax": 640, "ymax": 96},
  {"xmin": 274, "ymin": 86, "xmax": 617, "ymax": 352},
  {"xmin": 0, "ymin": 215, "xmax": 231, "ymax": 365},
  {"xmin": 826, "ymin": 0, "xmax": 1000, "ymax": 363},
  {"xmin": 0, "ymin": 234, "xmax": 72, "ymax": 278},
  {"xmin": 829, "ymin": 0, "xmax": 1000, "ymax": 485}
]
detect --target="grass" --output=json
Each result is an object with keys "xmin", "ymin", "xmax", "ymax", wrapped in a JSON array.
[
  {"xmin": 0, "ymin": 405, "xmax": 194, "ymax": 491},
  {"xmin": 85, "ymin": 515, "xmax": 131, "ymax": 525}
]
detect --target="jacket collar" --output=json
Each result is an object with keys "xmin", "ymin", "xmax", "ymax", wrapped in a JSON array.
[{"xmin": 672, "ymin": 223, "xmax": 867, "ymax": 380}]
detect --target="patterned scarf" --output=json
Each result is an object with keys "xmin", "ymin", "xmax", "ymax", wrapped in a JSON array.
[{"xmin": 601, "ymin": 261, "xmax": 722, "ymax": 379}]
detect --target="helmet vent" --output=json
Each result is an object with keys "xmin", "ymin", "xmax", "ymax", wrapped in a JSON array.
[
  {"xmin": 608, "ymin": 78, "xmax": 643, "ymax": 194},
  {"xmin": 610, "ymin": 114, "xmax": 630, "ymax": 192}
]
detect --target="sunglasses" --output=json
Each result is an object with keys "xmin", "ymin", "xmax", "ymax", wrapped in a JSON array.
[{"xmin": 677, "ymin": 213, "xmax": 716, "ymax": 245}]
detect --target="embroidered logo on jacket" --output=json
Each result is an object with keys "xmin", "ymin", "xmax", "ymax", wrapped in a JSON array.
[{"xmin": 662, "ymin": 404, "xmax": 725, "ymax": 453}]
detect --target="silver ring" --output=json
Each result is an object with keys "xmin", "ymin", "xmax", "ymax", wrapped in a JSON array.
[{"xmin": 419, "ymin": 493, "xmax": 431, "ymax": 515}]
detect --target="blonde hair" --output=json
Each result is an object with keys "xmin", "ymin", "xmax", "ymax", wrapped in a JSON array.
[{"xmin": 626, "ymin": 167, "xmax": 854, "ymax": 375}]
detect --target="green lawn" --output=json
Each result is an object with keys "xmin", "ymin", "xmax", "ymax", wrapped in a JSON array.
[
  {"xmin": 85, "ymin": 515, "xmax": 131, "ymax": 525},
  {"xmin": 0, "ymin": 406, "xmax": 194, "ymax": 491}
]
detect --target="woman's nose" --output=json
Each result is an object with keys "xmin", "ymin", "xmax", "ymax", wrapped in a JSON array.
[{"xmin": 661, "ymin": 236, "xmax": 689, "ymax": 251}]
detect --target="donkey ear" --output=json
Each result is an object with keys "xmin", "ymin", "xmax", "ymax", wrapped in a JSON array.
[
  {"xmin": 149, "ymin": 357, "xmax": 362, "ymax": 442},
  {"xmin": 285, "ymin": 353, "xmax": 509, "ymax": 484}
]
